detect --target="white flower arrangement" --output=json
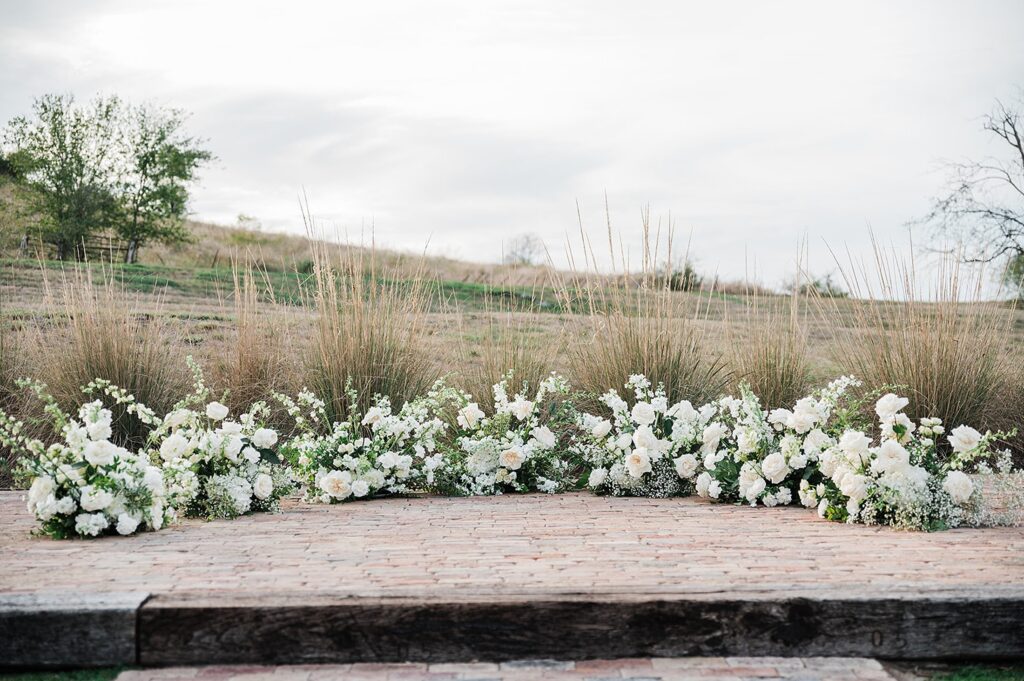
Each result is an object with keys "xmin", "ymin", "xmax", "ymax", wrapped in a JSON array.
[
  {"xmin": 696, "ymin": 376, "xmax": 862, "ymax": 507},
  {"xmin": 277, "ymin": 380, "xmax": 447, "ymax": 503},
  {"xmin": 3, "ymin": 381, "xmax": 173, "ymax": 539},
  {"xmin": 432, "ymin": 372, "xmax": 572, "ymax": 496},
  {"xmin": 809, "ymin": 392, "xmax": 1015, "ymax": 531},
  {"xmin": 149, "ymin": 363, "xmax": 293, "ymax": 519},
  {"xmin": 574, "ymin": 374, "xmax": 715, "ymax": 498}
]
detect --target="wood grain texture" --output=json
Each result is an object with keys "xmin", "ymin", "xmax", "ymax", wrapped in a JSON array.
[
  {"xmin": 0, "ymin": 591, "xmax": 148, "ymax": 668},
  {"xmin": 138, "ymin": 592, "xmax": 1024, "ymax": 665}
]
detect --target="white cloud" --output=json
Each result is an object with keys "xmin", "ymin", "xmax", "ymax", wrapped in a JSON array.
[{"xmin": 2, "ymin": 0, "xmax": 1023, "ymax": 284}]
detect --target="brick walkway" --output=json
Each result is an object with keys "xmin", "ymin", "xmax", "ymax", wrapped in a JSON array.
[
  {"xmin": 3, "ymin": 491, "xmax": 1023, "ymax": 598},
  {"xmin": 115, "ymin": 657, "xmax": 901, "ymax": 681}
]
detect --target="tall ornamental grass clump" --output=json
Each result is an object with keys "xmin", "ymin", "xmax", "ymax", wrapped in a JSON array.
[
  {"xmin": 819, "ymin": 242, "xmax": 1019, "ymax": 442},
  {"xmin": 29, "ymin": 270, "xmax": 189, "ymax": 449},
  {"xmin": 559, "ymin": 207, "xmax": 728, "ymax": 410},
  {"xmin": 0, "ymin": 311, "xmax": 27, "ymax": 485},
  {"xmin": 211, "ymin": 263, "xmax": 298, "ymax": 426},
  {"xmin": 456, "ymin": 283, "xmax": 558, "ymax": 413},
  {"xmin": 727, "ymin": 287, "xmax": 811, "ymax": 410},
  {"xmin": 302, "ymin": 211, "xmax": 439, "ymax": 424}
]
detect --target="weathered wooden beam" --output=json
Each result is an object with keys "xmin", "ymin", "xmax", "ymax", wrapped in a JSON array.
[
  {"xmin": 0, "ymin": 591, "xmax": 148, "ymax": 668},
  {"xmin": 138, "ymin": 591, "xmax": 1024, "ymax": 665}
]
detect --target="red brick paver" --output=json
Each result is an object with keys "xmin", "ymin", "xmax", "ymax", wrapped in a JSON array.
[
  {"xmin": 114, "ymin": 657, "xmax": 900, "ymax": 680},
  {"xmin": 2, "ymin": 491, "xmax": 1022, "ymax": 598}
]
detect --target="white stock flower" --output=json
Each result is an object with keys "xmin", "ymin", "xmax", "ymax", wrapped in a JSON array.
[
  {"xmin": 942, "ymin": 470, "xmax": 974, "ymax": 504},
  {"xmin": 875, "ymin": 393, "xmax": 909, "ymax": 420},
  {"xmin": 624, "ymin": 448, "xmax": 652, "ymax": 478},
  {"xmin": 86, "ymin": 420, "xmax": 112, "ymax": 442},
  {"xmin": 674, "ymin": 453, "xmax": 698, "ymax": 479},
  {"xmin": 251, "ymin": 428, "xmax": 278, "ymax": 449},
  {"xmin": 948, "ymin": 425, "xmax": 982, "ymax": 454},
  {"xmin": 631, "ymin": 401, "xmax": 657, "ymax": 425},
  {"xmin": 457, "ymin": 403, "xmax": 485, "ymax": 429},
  {"xmin": 695, "ymin": 471, "xmax": 712, "ymax": 497},
  {"xmin": 351, "ymin": 480, "xmax": 371, "ymax": 498},
  {"xmin": 253, "ymin": 473, "xmax": 274, "ymax": 500},
  {"xmin": 206, "ymin": 402, "xmax": 229, "ymax": 421}
]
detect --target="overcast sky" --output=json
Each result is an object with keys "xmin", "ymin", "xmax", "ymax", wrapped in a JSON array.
[{"xmin": 2, "ymin": 0, "xmax": 1022, "ymax": 284}]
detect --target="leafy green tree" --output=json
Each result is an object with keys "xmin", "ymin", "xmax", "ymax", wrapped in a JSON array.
[
  {"xmin": 3, "ymin": 94, "xmax": 121, "ymax": 260},
  {"xmin": 116, "ymin": 104, "xmax": 213, "ymax": 263},
  {"xmin": 1004, "ymin": 252, "xmax": 1024, "ymax": 298}
]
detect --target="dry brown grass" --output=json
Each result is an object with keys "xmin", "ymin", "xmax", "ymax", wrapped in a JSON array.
[
  {"xmin": 302, "ymin": 210, "xmax": 440, "ymax": 422},
  {"xmin": 28, "ymin": 269, "xmax": 190, "ymax": 448},
  {"xmin": 455, "ymin": 283, "xmax": 560, "ymax": 411},
  {"xmin": 727, "ymin": 288, "xmax": 811, "ymax": 409},
  {"xmin": 818, "ymin": 242, "xmax": 1020, "ymax": 437},
  {"xmin": 559, "ymin": 207, "xmax": 729, "ymax": 408},
  {"xmin": 208, "ymin": 263, "xmax": 300, "ymax": 425}
]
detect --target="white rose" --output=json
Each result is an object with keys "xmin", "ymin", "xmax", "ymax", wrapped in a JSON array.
[
  {"xmin": 591, "ymin": 419, "xmax": 612, "ymax": 438},
  {"xmin": 361, "ymin": 406, "xmax": 385, "ymax": 426},
  {"xmin": 86, "ymin": 420, "xmax": 112, "ymax": 442},
  {"xmin": 253, "ymin": 473, "xmax": 274, "ymax": 500},
  {"xmin": 27, "ymin": 476, "xmax": 55, "ymax": 508},
  {"xmin": 219, "ymin": 421, "xmax": 243, "ymax": 435},
  {"xmin": 80, "ymin": 485, "xmax": 114, "ymax": 512},
  {"xmin": 768, "ymin": 409, "xmax": 792, "ymax": 431},
  {"xmin": 159, "ymin": 432, "xmax": 191, "ymax": 462},
  {"xmin": 206, "ymin": 402, "xmax": 229, "ymax": 421},
  {"xmin": 530, "ymin": 425, "xmax": 557, "ymax": 449},
  {"xmin": 83, "ymin": 440, "xmax": 117, "ymax": 466},
  {"xmin": 667, "ymin": 400, "xmax": 697, "ymax": 422},
  {"xmin": 498, "ymin": 446, "xmax": 526, "ymax": 471},
  {"xmin": 143, "ymin": 467, "xmax": 165, "ymax": 496},
  {"xmin": 948, "ymin": 425, "xmax": 982, "ymax": 454},
  {"xmin": 875, "ymin": 393, "xmax": 909, "ymax": 420},
  {"xmin": 631, "ymin": 401, "xmax": 656, "ymax": 425},
  {"xmin": 701, "ymin": 423, "xmax": 728, "ymax": 453},
  {"xmin": 251, "ymin": 428, "xmax": 278, "ymax": 449},
  {"xmin": 588, "ymin": 467, "xmax": 608, "ymax": 488},
  {"xmin": 760, "ymin": 452, "xmax": 790, "ymax": 484},
  {"xmin": 695, "ymin": 471, "xmax": 712, "ymax": 497},
  {"xmin": 839, "ymin": 473, "xmax": 870, "ymax": 503},
  {"xmin": 509, "ymin": 399, "xmax": 534, "ymax": 421},
  {"xmin": 632, "ymin": 425, "xmax": 666, "ymax": 454},
  {"xmin": 116, "ymin": 513, "xmax": 140, "ymax": 536},
  {"xmin": 624, "ymin": 448, "xmax": 652, "ymax": 478},
  {"xmin": 744, "ymin": 476, "xmax": 766, "ymax": 503},
  {"xmin": 708, "ymin": 479, "xmax": 722, "ymax": 499},
  {"xmin": 242, "ymin": 446, "xmax": 260, "ymax": 464},
  {"xmin": 74, "ymin": 512, "xmax": 109, "ymax": 537},
  {"xmin": 223, "ymin": 436, "xmax": 244, "ymax": 462},
  {"xmin": 457, "ymin": 403, "xmax": 485, "ymax": 429},
  {"xmin": 674, "ymin": 453, "xmax": 698, "ymax": 479},
  {"xmin": 942, "ymin": 470, "xmax": 974, "ymax": 504},
  {"xmin": 164, "ymin": 409, "xmax": 191, "ymax": 429},
  {"xmin": 351, "ymin": 480, "xmax": 371, "ymax": 498},
  {"xmin": 872, "ymin": 439, "xmax": 910, "ymax": 474},
  {"xmin": 319, "ymin": 471, "xmax": 352, "ymax": 500},
  {"xmin": 838, "ymin": 430, "xmax": 871, "ymax": 465}
]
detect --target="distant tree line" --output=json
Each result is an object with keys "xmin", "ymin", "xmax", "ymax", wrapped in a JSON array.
[{"xmin": 1, "ymin": 94, "xmax": 213, "ymax": 262}]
